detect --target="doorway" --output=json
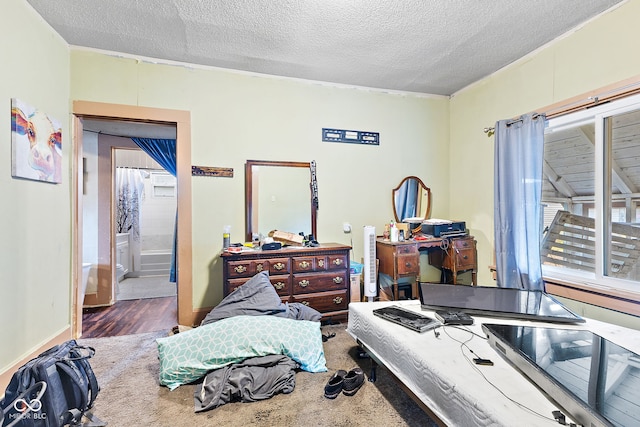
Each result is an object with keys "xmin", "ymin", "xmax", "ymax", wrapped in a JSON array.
[{"xmin": 72, "ymin": 101, "xmax": 193, "ymax": 338}]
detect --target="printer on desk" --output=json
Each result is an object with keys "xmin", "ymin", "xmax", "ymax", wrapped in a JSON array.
[{"xmin": 421, "ymin": 219, "xmax": 467, "ymax": 237}]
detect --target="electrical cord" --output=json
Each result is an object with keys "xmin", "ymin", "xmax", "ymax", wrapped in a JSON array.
[{"xmin": 440, "ymin": 325, "xmax": 560, "ymax": 424}]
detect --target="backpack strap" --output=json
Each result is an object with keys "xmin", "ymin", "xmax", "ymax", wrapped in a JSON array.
[
  {"xmin": 56, "ymin": 360, "xmax": 90, "ymax": 423},
  {"xmin": 69, "ymin": 345, "xmax": 100, "ymax": 410}
]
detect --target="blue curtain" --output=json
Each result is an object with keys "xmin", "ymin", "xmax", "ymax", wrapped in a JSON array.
[
  {"xmin": 131, "ymin": 138, "xmax": 178, "ymax": 283},
  {"xmin": 494, "ymin": 113, "xmax": 545, "ymax": 290}
]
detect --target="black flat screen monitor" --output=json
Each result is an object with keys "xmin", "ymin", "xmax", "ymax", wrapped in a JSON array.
[
  {"xmin": 419, "ymin": 283, "xmax": 585, "ymax": 323},
  {"xmin": 483, "ymin": 323, "xmax": 640, "ymax": 427}
]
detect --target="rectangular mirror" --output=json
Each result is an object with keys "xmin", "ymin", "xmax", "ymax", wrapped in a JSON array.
[{"xmin": 245, "ymin": 160, "xmax": 317, "ymax": 242}]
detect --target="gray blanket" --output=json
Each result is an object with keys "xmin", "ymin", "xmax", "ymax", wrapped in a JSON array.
[
  {"xmin": 194, "ymin": 354, "xmax": 298, "ymax": 412},
  {"xmin": 200, "ymin": 271, "xmax": 322, "ymax": 325}
]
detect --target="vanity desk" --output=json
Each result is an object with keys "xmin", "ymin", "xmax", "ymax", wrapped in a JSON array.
[
  {"xmin": 221, "ymin": 243, "xmax": 351, "ymax": 321},
  {"xmin": 377, "ymin": 235, "xmax": 477, "ymax": 300}
]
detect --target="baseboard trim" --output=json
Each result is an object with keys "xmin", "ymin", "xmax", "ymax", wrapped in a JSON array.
[{"xmin": 0, "ymin": 327, "xmax": 72, "ymax": 397}]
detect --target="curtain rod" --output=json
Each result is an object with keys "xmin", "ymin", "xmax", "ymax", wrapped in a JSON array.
[
  {"xmin": 483, "ymin": 113, "xmax": 542, "ymax": 136},
  {"xmin": 483, "ymin": 75, "xmax": 640, "ymax": 137}
]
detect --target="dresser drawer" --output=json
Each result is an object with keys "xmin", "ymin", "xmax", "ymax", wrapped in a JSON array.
[
  {"xmin": 292, "ymin": 272, "xmax": 348, "ymax": 294},
  {"xmin": 326, "ymin": 254, "xmax": 348, "ymax": 270},
  {"xmin": 396, "ymin": 254, "xmax": 419, "ymax": 275},
  {"xmin": 227, "ymin": 260, "xmax": 268, "ymax": 278},
  {"xmin": 291, "ymin": 290, "xmax": 348, "ymax": 312},
  {"xmin": 267, "ymin": 258, "xmax": 290, "ymax": 274},
  {"xmin": 292, "ymin": 256, "xmax": 317, "ymax": 273},
  {"xmin": 226, "ymin": 274, "xmax": 291, "ymax": 296}
]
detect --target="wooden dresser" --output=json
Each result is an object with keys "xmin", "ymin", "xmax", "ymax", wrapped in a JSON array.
[{"xmin": 221, "ymin": 243, "xmax": 351, "ymax": 321}]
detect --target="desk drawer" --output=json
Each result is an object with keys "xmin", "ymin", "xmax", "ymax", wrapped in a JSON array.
[
  {"xmin": 292, "ymin": 272, "xmax": 348, "ymax": 294},
  {"xmin": 454, "ymin": 248, "xmax": 476, "ymax": 270},
  {"xmin": 452, "ymin": 238, "xmax": 476, "ymax": 270},
  {"xmin": 396, "ymin": 245, "xmax": 418, "ymax": 255},
  {"xmin": 397, "ymin": 254, "xmax": 419, "ymax": 275},
  {"xmin": 452, "ymin": 238, "xmax": 474, "ymax": 251}
]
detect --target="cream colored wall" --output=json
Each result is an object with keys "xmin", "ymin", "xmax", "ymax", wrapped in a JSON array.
[
  {"xmin": 0, "ymin": 1, "xmax": 71, "ymax": 372},
  {"xmin": 70, "ymin": 51, "xmax": 451, "ymax": 308},
  {"xmin": 450, "ymin": 0, "xmax": 640, "ymax": 325}
]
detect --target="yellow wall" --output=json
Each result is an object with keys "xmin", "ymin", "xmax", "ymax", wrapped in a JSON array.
[
  {"xmin": 450, "ymin": 0, "xmax": 640, "ymax": 327},
  {"xmin": 70, "ymin": 51, "xmax": 451, "ymax": 309},
  {"xmin": 0, "ymin": 1, "xmax": 71, "ymax": 372}
]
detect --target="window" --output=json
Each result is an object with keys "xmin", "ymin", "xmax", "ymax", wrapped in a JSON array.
[{"xmin": 542, "ymin": 93, "xmax": 640, "ymax": 305}]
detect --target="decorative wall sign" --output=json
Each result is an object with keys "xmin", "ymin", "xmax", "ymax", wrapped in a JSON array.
[
  {"xmin": 11, "ymin": 98, "xmax": 63, "ymax": 183},
  {"xmin": 191, "ymin": 166, "xmax": 234, "ymax": 177},
  {"xmin": 322, "ymin": 128, "xmax": 379, "ymax": 145}
]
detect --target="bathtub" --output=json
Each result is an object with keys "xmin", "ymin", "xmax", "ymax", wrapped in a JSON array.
[
  {"xmin": 136, "ymin": 249, "xmax": 172, "ymax": 277},
  {"xmin": 82, "ymin": 263, "xmax": 98, "ymax": 295}
]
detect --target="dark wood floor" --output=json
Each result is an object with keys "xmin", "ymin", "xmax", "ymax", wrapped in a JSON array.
[{"xmin": 81, "ymin": 296, "xmax": 177, "ymax": 338}]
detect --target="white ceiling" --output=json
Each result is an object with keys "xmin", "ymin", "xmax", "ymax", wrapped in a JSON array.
[{"xmin": 28, "ymin": 0, "xmax": 624, "ymax": 97}]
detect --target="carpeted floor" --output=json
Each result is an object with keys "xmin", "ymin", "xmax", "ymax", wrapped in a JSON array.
[
  {"xmin": 116, "ymin": 276, "xmax": 176, "ymax": 300},
  {"xmin": 78, "ymin": 324, "xmax": 439, "ymax": 427}
]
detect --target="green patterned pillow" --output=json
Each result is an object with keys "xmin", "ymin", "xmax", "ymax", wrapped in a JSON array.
[{"xmin": 156, "ymin": 315, "xmax": 327, "ymax": 390}]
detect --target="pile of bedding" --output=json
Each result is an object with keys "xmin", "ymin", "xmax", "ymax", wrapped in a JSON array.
[{"xmin": 156, "ymin": 272, "xmax": 327, "ymax": 411}]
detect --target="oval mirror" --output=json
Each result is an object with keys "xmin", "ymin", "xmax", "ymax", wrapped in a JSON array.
[{"xmin": 392, "ymin": 176, "xmax": 431, "ymax": 223}]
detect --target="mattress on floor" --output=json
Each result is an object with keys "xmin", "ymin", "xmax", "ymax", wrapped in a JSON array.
[{"xmin": 347, "ymin": 300, "xmax": 627, "ymax": 427}]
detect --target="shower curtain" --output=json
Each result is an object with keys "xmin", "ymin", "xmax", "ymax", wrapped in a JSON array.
[{"xmin": 116, "ymin": 167, "xmax": 146, "ymax": 271}]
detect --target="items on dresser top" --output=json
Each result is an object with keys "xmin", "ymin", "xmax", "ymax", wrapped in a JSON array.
[{"xmin": 221, "ymin": 243, "xmax": 351, "ymax": 321}]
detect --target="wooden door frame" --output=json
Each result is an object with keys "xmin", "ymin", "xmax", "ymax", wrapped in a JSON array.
[{"xmin": 72, "ymin": 101, "xmax": 193, "ymax": 337}]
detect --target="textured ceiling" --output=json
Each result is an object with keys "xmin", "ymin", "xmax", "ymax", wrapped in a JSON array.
[{"xmin": 27, "ymin": 0, "xmax": 624, "ymax": 97}]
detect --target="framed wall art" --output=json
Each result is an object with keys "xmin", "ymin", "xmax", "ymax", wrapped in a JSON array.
[{"xmin": 11, "ymin": 98, "xmax": 62, "ymax": 183}]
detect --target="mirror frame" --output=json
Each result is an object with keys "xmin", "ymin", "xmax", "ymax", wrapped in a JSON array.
[
  {"xmin": 392, "ymin": 176, "xmax": 431, "ymax": 223},
  {"xmin": 245, "ymin": 160, "xmax": 317, "ymax": 242}
]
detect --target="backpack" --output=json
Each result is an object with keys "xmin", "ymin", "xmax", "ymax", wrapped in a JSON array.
[{"xmin": 1, "ymin": 340, "xmax": 101, "ymax": 427}]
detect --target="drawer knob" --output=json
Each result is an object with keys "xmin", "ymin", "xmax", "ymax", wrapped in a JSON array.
[
  {"xmin": 332, "ymin": 259, "xmax": 343, "ymax": 266},
  {"xmin": 298, "ymin": 279, "xmax": 310, "ymax": 288},
  {"xmin": 273, "ymin": 262, "xmax": 285, "ymax": 270},
  {"xmin": 299, "ymin": 261, "xmax": 310, "ymax": 269},
  {"xmin": 462, "ymin": 242, "xmax": 468, "ymax": 247},
  {"xmin": 333, "ymin": 276, "xmax": 343, "ymax": 284},
  {"xmin": 333, "ymin": 296, "xmax": 343, "ymax": 304},
  {"xmin": 405, "ymin": 262, "xmax": 413, "ymax": 268},
  {"xmin": 274, "ymin": 281, "xmax": 285, "ymax": 290},
  {"xmin": 301, "ymin": 301, "xmax": 310, "ymax": 306},
  {"xmin": 256, "ymin": 264, "xmax": 264, "ymax": 272},
  {"xmin": 318, "ymin": 260, "xmax": 325, "ymax": 267},
  {"xmin": 234, "ymin": 265, "xmax": 247, "ymax": 274},
  {"xmin": 463, "ymin": 255, "xmax": 468, "ymax": 260}
]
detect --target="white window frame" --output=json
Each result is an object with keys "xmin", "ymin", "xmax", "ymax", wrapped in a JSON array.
[{"xmin": 543, "ymin": 93, "xmax": 640, "ymax": 301}]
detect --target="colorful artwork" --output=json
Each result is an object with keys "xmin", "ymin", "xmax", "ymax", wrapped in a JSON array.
[{"xmin": 11, "ymin": 98, "xmax": 62, "ymax": 183}]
